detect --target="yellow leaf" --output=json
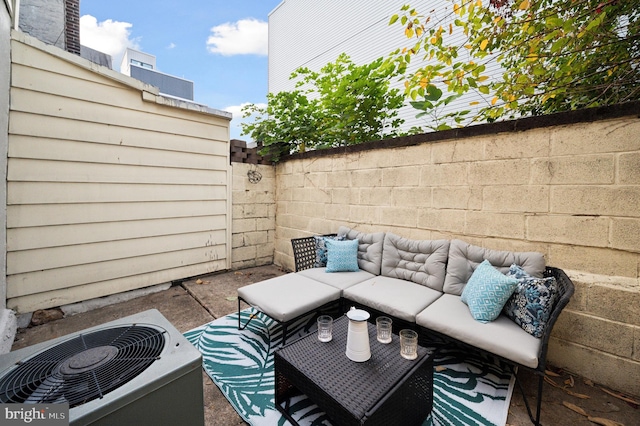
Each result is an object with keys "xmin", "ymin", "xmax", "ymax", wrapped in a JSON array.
[
  {"xmin": 562, "ymin": 401, "xmax": 587, "ymax": 417},
  {"xmin": 519, "ymin": 0, "xmax": 530, "ymax": 10},
  {"xmin": 494, "ymin": 16, "xmax": 502, "ymax": 24},
  {"xmin": 405, "ymin": 27, "xmax": 414, "ymax": 38},
  {"xmin": 416, "ymin": 27, "xmax": 423, "ymax": 37},
  {"xmin": 469, "ymin": 101, "xmax": 480, "ymax": 106},
  {"xmin": 453, "ymin": 3, "xmax": 460, "ymax": 15},
  {"xmin": 476, "ymin": 0, "xmax": 482, "ymax": 7},
  {"xmin": 477, "ymin": 76, "xmax": 489, "ymax": 82},
  {"xmin": 480, "ymin": 39, "xmax": 488, "ymax": 51},
  {"xmin": 420, "ymin": 78, "xmax": 428, "ymax": 88},
  {"xmin": 404, "ymin": 80, "xmax": 410, "ymax": 89},
  {"xmin": 430, "ymin": 37, "xmax": 437, "ymax": 45},
  {"xmin": 449, "ymin": 23, "xmax": 453, "ymax": 35},
  {"xmin": 491, "ymin": 97, "xmax": 498, "ymax": 105},
  {"xmin": 464, "ymin": 44, "xmax": 472, "ymax": 49}
]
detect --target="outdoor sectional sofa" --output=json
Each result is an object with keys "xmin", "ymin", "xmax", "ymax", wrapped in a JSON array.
[{"xmin": 237, "ymin": 226, "xmax": 574, "ymax": 426}]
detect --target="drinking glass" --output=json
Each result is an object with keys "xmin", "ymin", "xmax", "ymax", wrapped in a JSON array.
[
  {"xmin": 317, "ymin": 315, "xmax": 333, "ymax": 342},
  {"xmin": 376, "ymin": 316, "xmax": 393, "ymax": 344},
  {"xmin": 399, "ymin": 329, "xmax": 418, "ymax": 360}
]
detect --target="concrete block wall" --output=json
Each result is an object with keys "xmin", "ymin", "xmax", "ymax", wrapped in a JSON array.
[
  {"xmin": 272, "ymin": 104, "xmax": 640, "ymax": 397},
  {"xmin": 231, "ymin": 163, "xmax": 276, "ymax": 269}
]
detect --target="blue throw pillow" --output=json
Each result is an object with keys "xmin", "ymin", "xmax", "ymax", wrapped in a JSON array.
[
  {"xmin": 461, "ymin": 260, "xmax": 518, "ymax": 323},
  {"xmin": 314, "ymin": 235, "xmax": 345, "ymax": 268},
  {"xmin": 503, "ymin": 264, "xmax": 559, "ymax": 338},
  {"xmin": 325, "ymin": 239, "xmax": 359, "ymax": 273}
]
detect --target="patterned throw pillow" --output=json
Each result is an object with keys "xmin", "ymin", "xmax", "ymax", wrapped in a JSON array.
[
  {"xmin": 325, "ymin": 239, "xmax": 360, "ymax": 273},
  {"xmin": 461, "ymin": 260, "xmax": 518, "ymax": 323},
  {"xmin": 314, "ymin": 235, "xmax": 345, "ymax": 267},
  {"xmin": 503, "ymin": 264, "xmax": 559, "ymax": 338}
]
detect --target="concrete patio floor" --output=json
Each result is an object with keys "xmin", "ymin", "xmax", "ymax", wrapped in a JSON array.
[{"xmin": 10, "ymin": 265, "xmax": 639, "ymax": 426}]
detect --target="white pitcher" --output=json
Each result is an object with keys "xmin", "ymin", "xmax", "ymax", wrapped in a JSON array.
[{"xmin": 345, "ymin": 307, "xmax": 371, "ymax": 362}]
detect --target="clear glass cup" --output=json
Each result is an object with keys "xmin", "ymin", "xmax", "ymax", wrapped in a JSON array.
[
  {"xmin": 317, "ymin": 315, "xmax": 333, "ymax": 342},
  {"xmin": 399, "ymin": 329, "xmax": 418, "ymax": 360},
  {"xmin": 376, "ymin": 316, "xmax": 393, "ymax": 344}
]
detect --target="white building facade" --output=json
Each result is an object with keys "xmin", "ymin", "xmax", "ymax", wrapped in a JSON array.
[{"xmin": 268, "ymin": 0, "xmax": 497, "ymax": 134}]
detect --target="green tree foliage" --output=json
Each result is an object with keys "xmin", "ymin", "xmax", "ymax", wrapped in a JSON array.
[
  {"xmin": 241, "ymin": 54, "xmax": 405, "ymax": 162},
  {"xmin": 390, "ymin": 0, "xmax": 639, "ymax": 127}
]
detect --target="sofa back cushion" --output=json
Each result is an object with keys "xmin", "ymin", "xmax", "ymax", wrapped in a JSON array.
[
  {"xmin": 381, "ymin": 233, "xmax": 450, "ymax": 291},
  {"xmin": 337, "ymin": 226, "xmax": 385, "ymax": 275},
  {"xmin": 444, "ymin": 239, "xmax": 546, "ymax": 296}
]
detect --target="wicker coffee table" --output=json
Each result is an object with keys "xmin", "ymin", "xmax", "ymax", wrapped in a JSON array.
[{"xmin": 275, "ymin": 315, "xmax": 433, "ymax": 426}]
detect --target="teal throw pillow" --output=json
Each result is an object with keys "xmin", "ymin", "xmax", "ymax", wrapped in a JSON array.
[
  {"xmin": 325, "ymin": 239, "xmax": 359, "ymax": 273},
  {"xmin": 461, "ymin": 259, "xmax": 518, "ymax": 323},
  {"xmin": 314, "ymin": 235, "xmax": 345, "ymax": 268}
]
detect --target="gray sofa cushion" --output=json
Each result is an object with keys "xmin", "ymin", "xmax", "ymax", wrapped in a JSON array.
[
  {"xmin": 297, "ymin": 268, "xmax": 375, "ymax": 292},
  {"xmin": 416, "ymin": 294, "xmax": 542, "ymax": 368},
  {"xmin": 443, "ymin": 239, "xmax": 546, "ymax": 296},
  {"xmin": 344, "ymin": 276, "xmax": 443, "ymax": 323},
  {"xmin": 337, "ymin": 226, "xmax": 385, "ymax": 275},
  {"xmin": 381, "ymin": 233, "xmax": 450, "ymax": 291}
]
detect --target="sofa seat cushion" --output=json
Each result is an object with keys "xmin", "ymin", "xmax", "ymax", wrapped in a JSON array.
[
  {"xmin": 343, "ymin": 276, "xmax": 443, "ymax": 323},
  {"xmin": 444, "ymin": 239, "xmax": 546, "ymax": 296},
  {"xmin": 416, "ymin": 294, "xmax": 541, "ymax": 369},
  {"xmin": 382, "ymin": 233, "xmax": 450, "ymax": 291},
  {"xmin": 238, "ymin": 274, "xmax": 341, "ymax": 323},
  {"xmin": 297, "ymin": 268, "xmax": 376, "ymax": 292},
  {"xmin": 337, "ymin": 226, "xmax": 385, "ymax": 275}
]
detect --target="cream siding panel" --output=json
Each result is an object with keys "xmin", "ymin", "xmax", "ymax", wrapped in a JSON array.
[
  {"xmin": 7, "ymin": 200, "xmax": 227, "ymax": 227},
  {"xmin": 7, "ymin": 259, "xmax": 228, "ymax": 313},
  {"xmin": 7, "ymin": 33, "xmax": 231, "ymax": 312},
  {"xmin": 10, "ymin": 113, "xmax": 228, "ymax": 156}
]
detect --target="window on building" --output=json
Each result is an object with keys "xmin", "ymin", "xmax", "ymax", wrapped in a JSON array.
[{"xmin": 131, "ymin": 59, "xmax": 153, "ymax": 70}]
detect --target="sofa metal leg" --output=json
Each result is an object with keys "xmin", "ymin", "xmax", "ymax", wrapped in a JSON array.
[{"xmin": 514, "ymin": 367, "xmax": 543, "ymax": 426}]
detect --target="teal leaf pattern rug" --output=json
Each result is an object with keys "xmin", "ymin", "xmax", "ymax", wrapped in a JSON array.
[{"xmin": 185, "ymin": 309, "xmax": 515, "ymax": 426}]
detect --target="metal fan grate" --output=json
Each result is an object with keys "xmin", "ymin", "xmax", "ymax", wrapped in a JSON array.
[{"xmin": 0, "ymin": 325, "xmax": 166, "ymax": 407}]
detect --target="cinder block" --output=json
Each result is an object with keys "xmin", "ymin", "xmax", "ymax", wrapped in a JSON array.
[
  {"xmin": 432, "ymin": 136, "xmax": 486, "ymax": 164},
  {"xmin": 618, "ymin": 152, "xmax": 640, "ymax": 185},
  {"xmin": 303, "ymin": 172, "xmax": 327, "ymax": 189},
  {"xmin": 634, "ymin": 328, "xmax": 640, "ymax": 362},
  {"xmin": 531, "ymin": 155, "xmax": 614, "ymax": 184},
  {"xmin": 232, "ymin": 218, "xmax": 256, "ymax": 233},
  {"xmin": 551, "ymin": 186, "xmax": 640, "ymax": 217},
  {"xmin": 420, "ymin": 163, "xmax": 468, "ymax": 186},
  {"xmin": 548, "ymin": 338, "xmax": 640, "ymax": 398},
  {"xmin": 418, "ymin": 209, "xmax": 465, "ymax": 233},
  {"xmin": 433, "ymin": 187, "xmax": 482, "ymax": 210},
  {"xmin": 386, "ymin": 145, "xmax": 432, "ymax": 167},
  {"xmin": 349, "ymin": 205, "xmax": 381, "ymax": 223},
  {"xmin": 360, "ymin": 187, "xmax": 393, "ymax": 206},
  {"xmin": 469, "ymin": 159, "xmax": 530, "ymax": 185},
  {"xmin": 550, "ymin": 118, "xmax": 640, "ymax": 156},
  {"xmin": 483, "ymin": 185, "xmax": 548, "ymax": 213},
  {"xmin": 241, "ymin": 231, "xmax": 269, "ymax": 246},
  {"xmin": 256, "ymin": 218, "xmax": 274, "ymax": 232},
  {"xmin": 231, "ymin": 233, "xmax": 244, "ymax": 249},
  {"xmin": 303, "ymin": 202, "xmax": 328, "ymax": 218},
  {"xmin": 327, "ymin": 170, "xmax": 351, "ymax": 188},
  {"xmin": 324, "ymin": 204, "xmax": 350, "ymax": 222},
  {"xmin": 381, "ymin": 166, "xmax": 421, "ymax": 187},
  {"xmin": 611, "ymin": 218, "xmax": 640, "ymax": 252},
  {"xmin": 331, "ymin": 188, "xmax": 359, "ymax": 204},
  {"xmin": 527, "ymin": 215, "xmax": 609, "ymax": 246},
  {"xmin": 548, "ymin": 245, "xmax": 638, "ymax": 278},
  {"xmin": 242, "ymin": 203, "xmax": 269, "ymax": 219},
  {"xmin": 256, "ymin": 243, "xmax": 274, "ymax": 258},
  {"xmin": 554, "ymin": 310, "xmax": 634, "ymax": 357},
  {"xmin": 486, "ymin": 128, "xmax": 549, "ymax": 159},
  {"xmin": 465, "ymin": 211, "xmax": 525, "ymax": 239},
  {"xmin": 232, "ymin": 245, "xmax": 257, "ymax": 262},
  {"xmin": 587, "ymin": 283, "xmax": 640, "ymax": 326},
  {"xmin": 392, "ymin": 187, "xmax": 432, "ymax": 208},
  {"xmin": 351, "ymin": 169, "xmax": 383, "ymax": 187},
  {"xmin": 380, "ymin": 207, "xmax": 417, "ymax": 227}
]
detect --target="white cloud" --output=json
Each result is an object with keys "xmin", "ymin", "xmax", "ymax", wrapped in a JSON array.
[
  {"xmin": 167, "ymin": 43, "xmax": 176, "ymax": 49},
  {"xmin": 224, "ymin": 102, "xmax": 267, "ymax": 141},
  {"xmin": 80, "ymin": 15, "xmax": 141, "ymax": 69},
  {"xmin": 207, "ymin": 19, "xmax": 268, "ymax": 56}
]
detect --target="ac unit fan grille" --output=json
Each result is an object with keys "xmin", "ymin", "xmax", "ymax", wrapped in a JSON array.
[{"xmin": 0, "ymin": 325, "xmax": 166, "ymax": 407}]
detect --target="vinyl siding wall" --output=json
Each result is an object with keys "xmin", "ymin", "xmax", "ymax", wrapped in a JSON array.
[
  {"xmin": 268, "ymin": 0, "xmax": 498, "ymax": 133},
  {"xmin": 7, "ymin": 32, "xmax": 231, "ymax": 313}
]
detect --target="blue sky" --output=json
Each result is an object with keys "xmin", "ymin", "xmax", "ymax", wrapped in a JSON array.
[{"xmin": 80, "ymin": 0, "xmax": 283, "ymax": 140}]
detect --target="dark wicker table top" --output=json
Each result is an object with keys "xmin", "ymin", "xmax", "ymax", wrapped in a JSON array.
[{"xmin": 275, "ymin": 315, "xmax": 432, "ymax": 422}]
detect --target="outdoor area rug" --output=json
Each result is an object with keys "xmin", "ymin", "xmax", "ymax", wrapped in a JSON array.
[{"xmin": 184, "ymin": 309, "xmax": 516, "ymax": 426}]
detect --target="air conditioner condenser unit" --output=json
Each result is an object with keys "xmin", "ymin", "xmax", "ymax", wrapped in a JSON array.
[{"xmin": 0, "ymin": 309, "xmax": 205, "ymax": 426}]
